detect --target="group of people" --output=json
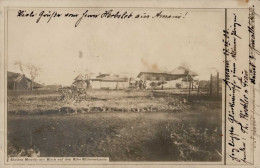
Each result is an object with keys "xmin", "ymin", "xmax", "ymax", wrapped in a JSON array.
[
  {"xmin": 129, "ymin": 79, "xmax": 147, "ymax": 90},
  {"xmin": 137, "ymin": 80, "xmax": 147, "ymax": 90}
]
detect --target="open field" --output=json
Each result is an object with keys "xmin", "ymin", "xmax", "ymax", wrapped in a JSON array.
[
  {"xmin": 7, "ymin": 89, "xmax": 217, "ymax": 114},
  {"xmin": 7, "ymin": 89, "xmax": 222, "ymax": 161}
]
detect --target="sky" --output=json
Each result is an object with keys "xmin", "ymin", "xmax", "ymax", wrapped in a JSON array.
[{"xmin": 8, "ymin": 8, "xmax": 225, "ymax": 85}]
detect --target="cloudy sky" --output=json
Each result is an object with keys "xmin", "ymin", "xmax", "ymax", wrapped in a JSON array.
[{"xmin": 8, "ymin": 8, "xmax": 224, "ymax": 85}]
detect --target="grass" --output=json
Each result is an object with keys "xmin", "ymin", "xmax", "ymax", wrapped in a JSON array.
[
  {"xmin": 7, "ymin": 89, "xmax": 222, "ymax": 161},
  {"xmin": 8, "ymin": 89, "xmax": 192, "ymax": 114}
]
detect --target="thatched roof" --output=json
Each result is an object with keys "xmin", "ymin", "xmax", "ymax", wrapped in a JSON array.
[
  {"xmin": 74, "ymin": 74, "xmax": 86, "ymax": 81},
  {"xmin": 169, "ymin": 66, "xmax": 198, "ymax": 76},
  {"xmin": 7, "ymin": 71, "xmax": 43, "ymax": 88},
  {"xmin": 94, "ymin": 74, "xmax": 128, "ymax": 82}
]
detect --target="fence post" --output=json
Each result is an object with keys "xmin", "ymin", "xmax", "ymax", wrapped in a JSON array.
[
  {"xmin": 191, "ymin": 79, "xmax": 194, "ymax": 91},
  {"xmin": 188, "ymin": 81, "xmax": 191, "ymax": 95},
  {"xmin": 217, "ymin": 72, "xmax": 219, "ymax": 98},
  {"xmin": 197, "ymin": 80, "xmax": 200, "ymax": 94},
  {"xmin": 209, "ymin": 74, "xmax": 212, "ymax": 96}
]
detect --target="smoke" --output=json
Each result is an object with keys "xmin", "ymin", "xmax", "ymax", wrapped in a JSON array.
[{"xmin": 141, "ymin": 58, "xmax": 166, "ymax": 72}]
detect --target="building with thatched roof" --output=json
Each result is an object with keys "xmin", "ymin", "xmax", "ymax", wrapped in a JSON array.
[
  {"xmin": 137, "ymin": 66, "xmax": 198, "ymax": 89},
  {"xmin": 73, "ymin": 73, "xmax": 129, "ymax": 89},
  {"xmin": 137, "ymin": 66, "xmax": 198, "ymax": 81},
  {"xmin": 7, "ymin": 71, "xmax": 43, "ymax": 90},
  {"xmin": 72, "ymin": 74, "xmax": 88, "ymax": 88},
  {"xmin": 169, "ymin": 66, "xmax": 198, "ymax": 79},
  {"xmin": 91, "ymin": 74, "xmax": 128, "ymax": 89}
]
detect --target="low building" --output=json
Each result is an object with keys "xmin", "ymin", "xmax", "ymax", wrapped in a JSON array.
[
  {"xmin": 72, "ymin": 74, "xmax": 88, "ymax": 88},
  {"xmin": 7, "ymin": 71, "xmax": 43, "ymax": 90},
  {"xmin": 73, "ymin": 73, "xmax": 129, "ymax": 89},
  {"xmin": 137, "ymin": 72, "xmax": 172, "ymax": 81},
  {"xmin": 91, "ymin": 74, "xmax": 128, "ymax": 89},
  {"xmin": 137, "ymin": 66, "xmax": 198, "ymax": 89}
]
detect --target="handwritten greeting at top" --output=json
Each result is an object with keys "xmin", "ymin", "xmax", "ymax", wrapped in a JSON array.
[{"xmin": 17, "ymin": 9, "xmax": 189, "ymax": 27}]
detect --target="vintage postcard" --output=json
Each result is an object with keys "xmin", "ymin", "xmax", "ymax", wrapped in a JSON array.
[{"xmin": 0, "ymin": 0, "xmax": 259, "ymax": 167}]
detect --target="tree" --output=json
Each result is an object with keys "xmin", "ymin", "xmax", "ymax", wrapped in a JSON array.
[
  {"xmin": 25, "ymin": 64, "xmax": 41, "ymax": 90},
  {"xmin": 14, "ymin": 61, "xmax": 24, "ymax": 74},
  {"xmin": 14, "ymin": 61, "xmax": 41, "ymax": 90}
]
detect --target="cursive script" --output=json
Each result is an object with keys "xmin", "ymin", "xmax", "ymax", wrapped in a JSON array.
[{"xmin": 16, "ymin": 9, "xmax": 189, "ymax": 27}]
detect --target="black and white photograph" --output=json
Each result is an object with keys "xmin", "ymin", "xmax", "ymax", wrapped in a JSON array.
[
  {"xmin": 6, "ymin": 8, "xmax": 224, "ymax": 162},
  {"xmin": 1, "ymin": 2, "xmax": 259, "ymax": 166}
]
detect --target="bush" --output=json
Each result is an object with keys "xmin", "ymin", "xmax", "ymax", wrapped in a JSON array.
[{"xmin": 176, "ymin": 83, "xmax": 181, "ymax": 89}]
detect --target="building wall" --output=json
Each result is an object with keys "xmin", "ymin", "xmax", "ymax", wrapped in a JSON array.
[
  {"xmin": 163, "ymin": 79, "xmax": 182, "ymax": 89},
  {"xmin": 90, "ymin": 81, "xmax": 101, "ymax": 89},
  {"xmin": 145, "ymin": 77, "xmax": 197, "ymax": 89},
  {"xmin": 90, "ymin": 81, "xmax": 128, "ymax": 89},
  {"xmin": 8, "ymin": 78, "xmax": 31, "ymax": 90},
  {"xmin": 7, "ymin": 81, "xmax": 15, "ymax": 90},
  {"xmin": 139, "ymin": 73, "xmax": 172, "ymax": 81},
  {"xmin": 17, "ymin": 78, "xmax": 31, "ymax": 90}
]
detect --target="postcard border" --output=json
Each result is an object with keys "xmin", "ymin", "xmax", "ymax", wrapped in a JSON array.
[{"xmin": 3, "ymin": 6, "xmax": 251, "ymax": 166}]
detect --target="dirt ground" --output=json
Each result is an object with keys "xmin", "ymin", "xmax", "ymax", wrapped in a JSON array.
[{"xmin": 7, "ymin": 89, "xmax": 222, "ymax": 161}]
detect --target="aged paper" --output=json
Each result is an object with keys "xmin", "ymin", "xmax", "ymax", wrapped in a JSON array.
[{"xmin": 0, "ymin": 0, "xmax": 259, "ymax": 167}]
